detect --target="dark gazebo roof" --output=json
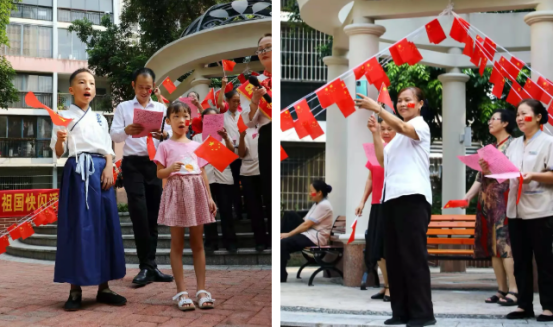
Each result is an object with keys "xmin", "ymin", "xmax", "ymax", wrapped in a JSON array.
[{"xmin": 181, "ymin": 0, "xmax": 271, "ymax": 37}]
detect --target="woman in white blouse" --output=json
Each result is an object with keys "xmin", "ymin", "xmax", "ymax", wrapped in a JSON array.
[
  {"xmin": 356, "ymin": 87, "xmax": 435, "ymax": 327},
  {"xmin": 490, "ymin": 99, "xmax": 552, "ymax": 322}
]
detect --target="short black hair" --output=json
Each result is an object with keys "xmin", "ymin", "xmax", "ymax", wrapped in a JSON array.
[
  {"xmin": 225, "ymin": 89, "xmax": 238, "ymax": 99},
  {"xmin": 201, "ymin": 108, "xmax": 218, "ymax": 119},
  {"xmin": 132, "ymin": 67, "xmax": 155, "ymax": 83},
  {"xmin": 69, "ymin": 68, "xmax": 94, "ymax": 85},
  {"xmin": 518, "ymin": 99, "xmax": 549, "ymax": 125},
  {"xmin": 491, "ymin": 109, "xmax": 517, "ymax": 134},
  {"xmin": 312, "ymin": 180, "xmax": 332, "ymax": 198},
  {"xmin": 166, "ymin": 100, "xmax": 191, "ymax": 117}
]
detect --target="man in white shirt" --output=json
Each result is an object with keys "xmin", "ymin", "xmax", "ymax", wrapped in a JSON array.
[{"xmin": 110, "ymin": 68, "xmax": 173, "ymax": 285}]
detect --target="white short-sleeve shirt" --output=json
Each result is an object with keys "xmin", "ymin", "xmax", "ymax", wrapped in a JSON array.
[
  {"xmin": 239, "ymin": 128, "xmax": 260, "ymax": 176},
  {"xmin": 240, "ymin": 73, "xmax": 271, "ymax": 129},
  {"xmin": 192, "ymin": 134, "xmax": 233, "ymax": 185},
  {"xmin": 224, "ymin": 110, "xmax": 240, "ymax": 146},
  {"xmin": 505, "ymin": 131, "xmax": 553, "ymax": 220},
  {"xmin": 50, "ymin": 105, "xmax": 115, "ymax": 158},
  {"xmin": 301, "ymin": 198, "xmax": 334, "ymax": 246},
  {"xmin": 382, "ymin": 116, "xmax": 432, "ymax": 205}
]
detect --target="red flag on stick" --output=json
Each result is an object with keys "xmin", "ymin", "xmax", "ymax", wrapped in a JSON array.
[
  {"xmin": 237, "ymin": 115, "xmax": 248, "ymax": 133},
  {"xmin": 280, "ymin": 146, "xmax": 288, "ymax": 161},
  {"xmin": 425, "ymin": 18, "xmax": 446, "ymax": 44},
  {"xmin": 162, "ymin": 77, "xmax": 177, "ymax": 94},
  {"xmin": 146, "ymin": 134, "xmax": 156, "ymax": 161},
  {"xmin": 224, "ymin": 82, "xmax": 234, "ymax": 93},
  {"xmin": 347, "ymin": 219, "xmax": 358, "ymax": 244},
  {"xmin": 201, "ymin": 88, "xmax": 216, "ymax": 109},
  {"xmin": 280, "ymin": 109, "xmax": 295, "ymax": 132},
  {"xmin": 506, "ymin": 84, "xmax": 523, "ymax": 107},
  {"xmin": 194, "ymin": 136, "xmax": 239, "ymax": 172},
  {"xmin": 444, "ymin": 199, "xmax": 469, "ymax": 209},
  {"xmin": 377, "ymin": 83, "xmax": 395, "ymax": 113},
  {"xmin": 222, "ymin": 60, "xmax": 236, "ymax": 72},
  {"xmin": 26, "ymin": 92, "xmax": 73, "ymax": 127}
]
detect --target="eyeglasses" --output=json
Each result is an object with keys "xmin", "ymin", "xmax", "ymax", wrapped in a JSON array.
[
  {"xmin": 488, "ymin": 118, "xmax": 502, "ymax": 123},
  {"xmin": 255, "ymin": 46, "xmax": 272, "ymax": 55}
]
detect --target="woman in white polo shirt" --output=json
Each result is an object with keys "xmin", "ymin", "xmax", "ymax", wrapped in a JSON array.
[
  {"xmin": 497, "ymin": 99, "xmax": 552, "ymax": 322},
  {"xmin": 238, "ymin": 127, "xmax": 269, "ymax": 252},
  {"xmin": 356, "ymin": 87, "xmax": 435, "ymax": 327}
]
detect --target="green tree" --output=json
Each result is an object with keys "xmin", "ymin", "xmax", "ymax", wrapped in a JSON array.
[
  {"xmin": 69, "ymin": 0, "xmax": 225, "ymax": 108},
  {"xmin": 0, "ymin": 0, "xmax": 21, "ymax": 110}
]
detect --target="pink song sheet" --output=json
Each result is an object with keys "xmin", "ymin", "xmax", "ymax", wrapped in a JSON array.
[
  {"xmin": 477, "ymin": 144, "xmax": 520, "ymax": 183},
  {"xmin": 363, "ymin": 143, "xmax": 380, "ymax": 167},
  {"xmin": 457, "ymin": 154, "xmax": 482, "ymax": 172},
  {"xmin": 202, "ymin": 113, "xmax": 225, "ymax": 142},
  {"xmin": 132, "ymin": 108, "xmax": 164, "ymax": 138},
  {"xmin": 178, "ymin": 97, "xmax": 201, "ymax": 118}
]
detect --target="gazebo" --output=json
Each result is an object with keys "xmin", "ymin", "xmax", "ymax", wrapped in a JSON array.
[{"xmin": 296, "ymin": 0, "xmax": 552, "ymax": 285}]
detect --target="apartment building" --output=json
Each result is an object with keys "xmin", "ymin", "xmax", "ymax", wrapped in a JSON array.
[{"xmin": 0, "ymin": 0, "xmax": 120, "ymax": 190}]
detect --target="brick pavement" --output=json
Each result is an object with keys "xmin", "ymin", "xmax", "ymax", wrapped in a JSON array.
[{"xmin": 0, "ymin": 259, "xmax": 272, "ymax": 327}]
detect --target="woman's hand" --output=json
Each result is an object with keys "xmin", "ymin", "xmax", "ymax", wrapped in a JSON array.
[
  {"xmin": 217, "ymin": 128, "xmax": 228, "ymax": 139},
  {"xmin": 461, "ymin": 195, "xmax": 471, "ymax": 209},
  {"xmin": 100, "ymin": 167, "xmax": 114, "ymax": 190},
  {"xmin": 354, "ymin": 203, "xmax": 364, "ymax": 217},
  {"xmin": 479, "ymin": 158, "xmax": 491, "ymax": 175},
  {"xmin": 169, "ymin": 161, "xmax": 184, "ymax": 172},
  {"xmin": 221, "ymin": 76, "xmax": 228, "ymax": 87},
  {"xmin": 208, "ymin": 198, "xmax": 217, "ymax": 217},
  {"xmin": 240, "ymin": 130, "xmax": 247, "ymax": 139},
  {"xmin": 367, "ymin": 115, "xmax": 379, "ymax": 134},
  {"xmin": 355, "ymin": 94, "xmax": 380, "ymax": 113},
  {"xmin": 521, "ymin": 172, "xmax": 534, "ymax": 184},
  {"xmin": 154, "ymin": 87, "xmax": 162, "ymax": 100},
  {"xmin": 251, "ymin": 87, "xmax": 267, "ymax": 104},
  {"xmin": 280, "ymin": 233, "xmax": 290, "ymax": 240},
  {"xmin": 57, "ymin": 130, "xmax": 68, "ymax": 143}
]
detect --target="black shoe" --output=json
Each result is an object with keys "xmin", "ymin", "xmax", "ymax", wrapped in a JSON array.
[
  {"xmin": 384, "ymin": 317, "xmax": 408, "ymax": 325},
  {"xmin": 406, "ymin": 319, "xmax": 437, "ymax": 327},
  {"xmin": 132, "ymin": 268, "xmax": 154, "ymax": 285},
  {"xmin": 537, "ymin": 315, "xmax": 553, "ymax": 322},
  {"xmin": 255, "ymin": 245, "xmax": 265, "ymax": 252},
  {"xmin": 383, "ymin": 295, "xmax": 391, "ymax": 302},
  {"xmin": 152, "ymin": 268, "xmax": 174, "ymax": 282},
  {"xmin": 64, "ymin": 291, "xmax": 82, "ymax": 311},
  {"xmin": 506, "ymin": 310, "xmax": 535, "ymax": 320},
  {"xmin": 96, "ymin": 289, "xmax": 127, "ymax": 306},
  {"xmin": 371, "ymin": 291, "xmax": 385, "ymax": 300}
]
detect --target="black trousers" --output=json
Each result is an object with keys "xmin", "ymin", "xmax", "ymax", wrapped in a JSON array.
[
  {"xmin": 258, "ymin": 123, "xmax": 272, "ymax": 247},
  {"xmin": 383, "ymin": 194, "xmax": 434, "ymax": 322},
  {"xmin": 281, "ymin": 234, "xmax": 315, "ymax": 282},
  {"xmin": 122, "ymin": 156, "xmax": 162, "ymax": 270},
  {"xmin": 508, "ymin": 217, "xmax": 553, "ymax": 312},
  {"xmin": 241, "ymin": 175, "xmax": 267, "ymax": 247},
  {"xmin": 229, "ymin": 159, "xmax": 243, "ymax": 218},
  {"xmin": 205, "ymin": 183, "xmax": 237, "ymax": 248}
]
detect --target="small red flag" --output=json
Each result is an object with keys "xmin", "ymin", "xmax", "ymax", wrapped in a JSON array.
[
  {"xmin": 522, "ymin": 78, "xmax": 543, "ymax": 101},
  {"xmin": 26, "ymin": 92, "xmax": 73, "ymax": 127},
  {"xmin": 537, "ymin": 77, "xmax": 553, "ymax": 104},
  {"xmin": 280, "ymin": 109, "xmax": 295, "ymax": 132},
  {"xmin": 490, "ymin": 64, "xmax": 504, "ymax": 85},
  {"xmin": 237, "ymin": 115, "xmax": 248, "ymax": 133},
  {"xmin": 280, "ymin": 146, "xmax": 288, "ymax": 161},
  {"xmin": 364, "ymin": 57, "xmax": 385, "ymax": 83},
  {"xmin": 315, "ymin": 78, "xmax": 342, "ymax": 108},
  {"xmin": 450, "ymin": 17, "xmax": 468, "ymax": 43},
  {"xmin": 389, "ymin": 39, "xmax": 406, "ymax": 66},
  {"xmin": 33, "ymin": 210, "xmax": 47, "ymax": 227},
  {"xmin": 479, "ymin": 57, "xmax": 488, "ymax": 77},
  {"xmin": 371, "ymin": 73, "xmax": 391, "ymax": 89},
  {"xmin": 469, "ymin": 46, "xmax": 482, "ymax": 67},
  {"xmin": 502, "ymin": 56, "xmax": 523, "ymax": 81},
  {"xmin": 194, "ymin": 136, "xmax": 239, "ymax": 172},
  {"xmin": 45, "ymin": 207, "xmax": 57, "ymax": 224},
  {"xmin": 347, "ymin": 219, "xmax": 357, "ymax": 244},
  {"xmin": 492, "ymin": 78, "xmax": 505, "ymax": 99},
  {"xmin": 159, "ymin": 94, "xmax": 170, "ymax": 104},
  {"xmin": 425, "ymin": 19, "xmax": 446, "ymax": 44},
  {"xmin": 238, "ymin": 74, "xmax": 247, "ymax": 84},
  {"xmin": 302, "ymin": 117, "xmax": 324, "ymax": 140},
  {"xmin": 224, "ymin": 82, "xmax": 234, "ymax": 93},
  {"xmin": 293, "ymin": 99, "xmax": 312, "ymax": 122},
  {"xmin": 336, "ymin": 88, "xmax": 356, "ymax": 118},
  {"xmin": 443, "ymin": 199, "xmax": 469, "ymax": 209},
  {"xmin": 405, "ymin": 42, "xmax": 423, "ymax": 65},
  {"xmin": 548, "ymin": 102, "xmax": 553, "ymax": 126},
  {"xmin": 7, "ymin": 224, "xmax": 21, "ymax": 240},
  {"xmin": 0, "ymin": 235, "xmax": 9, "ymax": 249},
  {"xmin": 146, "ymin": 134, "xmax": 156, "ymax": 161},
  {"xmin": 222, "ymin": 60, "xmax": 236, "ymax": 72},
  {"xmin": 482, "ymin": 37, "xmax": 497, "ymax": 61},
  {"xmin": 377, "ymin": 83, "xmax": 395, "ymax": 113},
  {"xmin": 516, "ymin": 173, "xmax": 523, "ymax": 205},
  {"xmin": 251, "ymin": 71, "xmax": 260, "ymax": 77},
  {"xmin": 18, "ymin": 221, "xmax": 34, "ymax": 240},
  {"xmin": 201, "ymin": 88, "xmax": 216, "ymax": 109},
  {"xmin": 506, "ymin": 84, "xmax": 523, "ymax": 107},
  {"xmin": 293, "ymin": 119, "xmax": 309, "ymax": 139},
  {"xmin": 462, "ymin": 35, "xmax": 474, "ymax": 57},
  {"xmin": 162, "ymin": 77, "xmax": 177, "ymax": 94}
]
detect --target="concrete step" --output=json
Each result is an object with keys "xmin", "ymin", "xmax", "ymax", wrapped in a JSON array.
[
  {"xmin": 6, "ymin": 239, "xmax": 271, "ymax": 265},
  {"xmin": 21, "ymin": 232, "xmax": 264, "ymax": 249}
]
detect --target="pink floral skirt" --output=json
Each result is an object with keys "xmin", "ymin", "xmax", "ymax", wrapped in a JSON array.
[{"xmin": 158, "ymin": 174, "xmax": 215, "ymax": 227}]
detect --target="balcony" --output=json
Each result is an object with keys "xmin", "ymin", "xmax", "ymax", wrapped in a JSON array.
[
  {"xmin": 57, "ymin": 93, "xmax": 113, "ymax": 112},
  {"xmin": 10, "ymin": 4, "xmax": 53, "ymax": 21},
  {"xmin": 9, "ymin": 92, "xmax": 53, "ymax": 109},
  {"xmin": 57, "ymin": 8, "xmax": 113, "ymax": 25},
  {"xmin": 0, "ymin": 139, "xmax": 58, "ymax": 158}
]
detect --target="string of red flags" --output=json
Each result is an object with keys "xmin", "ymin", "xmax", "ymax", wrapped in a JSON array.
[{"xmin": 280, "ymin": 9, "xmax": 553, "ymax": 162}]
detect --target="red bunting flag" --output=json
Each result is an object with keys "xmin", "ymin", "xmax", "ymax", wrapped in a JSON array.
[
  {"xmin": 444, "ymin": 199, "xmax": 469, "ymax": 209},
  {"xmin": 450, "ymin": 17, "xmax": 469, "ymax": 43},
  {"xmin": 336, "ymin": 87, "xmax": 356, "ymax": 118},
  {"xmin": 237, "ymin": 115, "xmax": 248, "ymax": 133},
  {"xmin": 222, "ymin": 60, "xmax": 236, "ymax": 72},
  {"xmin": 194, "ymin": 136, "xmax": 239, "ymax": 172},
  {"xmin": 18, "ymin": 221, "xmax": 34, "ymax": 240},
  {"xmin": 26, "ymin": 92, "xmax": 73, "ymax": 127},
  {"xmin": 548, "ymin": 102, "xmax": 553, "ymax": 126},
  {"xmin": 162, "ymin": 77, "xmax": 177, "ymax": 94},
  {"xmin": 224, "ymin": 81, "xmax": 234, "ymax": 93},
  {"xmin": 506, "ymin": 84, "xmax": 523, "ymax": 107},
  {"xmin": 293, "ymin": 119, "xmax": 309, "ymax": 139},
  {"xmin": 280, "ymin": 109, "xmax": 295, "ymax": 132},
  {"xmin": 0, "ymin": 235, "xmax": 9, "ymax": 249},
  {"xmin": 44, "ymin": 206, "xmax": 57, "ymax": 224},
  {"xmin": 146, "ymin": 134, "xmax": 156, "ymax": 161},
  {"xmin": 7, "ymin": 224, "xmax": 21, "ymax": 240},
  {"xmin": 482, "ymin": 37, "xmax": 497, "ymax": 61},
  {"xmin": 280, "ymin": 146, "xmax": 288, "ymax": 161},
  {"xmin": 371, "ymin": 73, "xmax": 391, "ymax": 89},
  {"xmin": 33, "ymin": 210, "xmax": 47, "ymax": 227},
  {"xmin": 347, "ymin": 218, "xmax": 357, "ymax": 244},
  {"xmin": 293, "ymin": 99, "xmax": 312, "ymax": 122},
  {"xmin": 364, "ymin": 57, "xmax": 385, "ymax": 83},
  {"xmin": 302, "ymin": 118, "xmax": 325, "ymax": 140},
  {"xmin": 469, "ymin": 46, "xmax": 482, "ymax": 67},
  {"xmin": 537, "ymin": 77, "xmax": 553, "ymax": 104},
  {"xmin": 502, "ymin": 56, "xmax": 524, "ymax": 81},
  {"xmin": 377, "ymin": 83, "xmax": 395, "ymax": 113},
  {"xmin": 238, "ymin": 74, "xmax": 247, "ymax": 84},
  {"xmin": 479, "ymin": 57, "xmax": 488, "ymax": 77},
  {"xmin": 462, "ymin": 35, "xmax": 474, "ymax": 57},
  {"xmin": 406, "ymin": 42, "xmax": 423, "ymax": 65},
  {"xmin": 315, "ymin": 78, "xmax": 342, "ymax": 108},
  {"xmin": 522, "ymin": 78, "xmax": 543, "ymax": 101},
  {"xmin": 425, "ymin": 18, "xmax": 446, "ymax": 44},
  {"xmin": 389, "ymin": 39, "xmax": 407, "ymax": 66},
  {"xmin": 491, "ymin": 78, "xmax": 505, "ymax": 99},
  {"xmin": 490, "ymin": 63, "xmax": 504, "ymax": 85}
]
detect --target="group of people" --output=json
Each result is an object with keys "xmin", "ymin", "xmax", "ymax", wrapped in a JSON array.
[
  {"xmin": 50, "ymin": 33, "xmax": 272, "ymax": 312},
  {"xmin": 281, "ymin": 86, "xmax": 552, "ymax": 327}
]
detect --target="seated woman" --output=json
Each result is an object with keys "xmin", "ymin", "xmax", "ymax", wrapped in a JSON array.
[{"xmin": 280, "ymin": 180, "xmax": 334, "ymax": 283}]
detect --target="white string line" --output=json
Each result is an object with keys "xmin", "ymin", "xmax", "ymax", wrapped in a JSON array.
[{"xmin": 0, "ymin": 199, "xmax": 59, "ymax": 240}]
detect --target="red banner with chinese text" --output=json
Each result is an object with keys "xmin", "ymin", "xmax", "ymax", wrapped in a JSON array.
[{"xmin": 0, "ymin": 189, "xmax": 59, "ymax": 218}]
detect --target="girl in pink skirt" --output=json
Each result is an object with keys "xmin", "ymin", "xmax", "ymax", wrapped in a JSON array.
[{"xmin": 154, "ymin": 101, "xmax": 217, "ymax": 311}]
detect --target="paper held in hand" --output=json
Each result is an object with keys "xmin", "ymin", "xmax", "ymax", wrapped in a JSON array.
[{"xmin": 133, "ymin": 108, "xmax": 164, "ymax": 138}]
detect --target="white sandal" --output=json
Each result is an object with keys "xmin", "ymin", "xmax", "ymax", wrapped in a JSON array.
[
  {"xmin": 196, "ymin": 290, "xmax": 215, "ymax": 309},
  {"xmin": 172, "ymin": 291, "xmax": 195, "ymax": 311}
]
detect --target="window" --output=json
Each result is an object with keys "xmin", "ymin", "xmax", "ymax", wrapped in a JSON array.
[
  {"xmin": 8, "ymin": 117, "xmax": 23, "ymax": 138},
  {"xmin": 0, "ymin": 116, "xmax": 53, "ymax": 158},
  {"xmin": 1, "ymin": 24, "xmax": 52, "ymax": 58},
  {"xmin": 37, "ymin": 117, "xmax": 52, "ymax": 140},
  {"xmin": 23, "ymin": 117, "xmax": 37, "ymax": 138},
  {"xmin": 10, "ymin": 74, "xmax": 53, "ymax": 108},
  {"xmin": 20, "ymin": 0, "xmax": 53, "ymax": 6},
  {"xmin": 11, "ymin": 4, "xmax": 53, "ymax": 21},
  {"xmin": 58, "ymin": 29, "xmax": 87, "ymax": 60},
  {"xmin": 0, "ymin": 116, "xmax": 7, "ymax": 138}
]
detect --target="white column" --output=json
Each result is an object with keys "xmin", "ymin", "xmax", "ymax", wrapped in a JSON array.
[
  {"xmin": 524, "ymin": 10, "xmax": 553, "ymax": 81},
  {"xmin": 322, "ymin": 51, "xmax": 348, "ymax": 217},
  {"xmin": 342, "ymin": 20, "xmax": 385, "ymax": 241},
  {"xmin": 190, "ymin": 77, "xmax": 211, "ymax": 103},
  {"xmin": 438, "ymin": 63, "xmax": 469, "ymax": 215}
]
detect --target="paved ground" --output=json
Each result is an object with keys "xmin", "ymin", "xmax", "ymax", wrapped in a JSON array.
[
  {"xmin": 281, "ymin": 267, "xmax": 550, "ymax": 327},
  {"xmin": 0, "ymin": 254, "xmax": 272, "ymax": 327}
]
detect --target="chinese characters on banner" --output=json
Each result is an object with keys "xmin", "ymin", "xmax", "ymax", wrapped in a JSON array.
[{"xmin": 0, "ymin": 189, "xmax": 59, "ymax": 218}]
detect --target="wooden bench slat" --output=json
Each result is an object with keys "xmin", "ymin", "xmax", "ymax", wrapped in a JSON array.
[
  {"xmin": 429, "ymin": 222, "xmax": 475, "ymax": 228},
  {"xmin": 305, "ymin": 245, "xmax": 343, "ymax": 249},
  {"xmin": 428, "ymin": 249, "xmax": 474, "ymax": 255},
  {"xmin": 333, "ymin": 221, "xmax": 346, "ymax": 227},
  {"xmin": 427, "ymin": 228, "xmax": 475, "ymax": 235},
  {"xmin": 427, "ymin": 238, "xmax": 474, "ymax": 245},
  {"xmin": 431, "ymin": 215, "xmax": 476, "ymax": 221}
]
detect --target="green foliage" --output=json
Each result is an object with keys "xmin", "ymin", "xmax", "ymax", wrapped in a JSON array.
[
  {"xmin": 117, "ymin": 203, "xmax": 129, "ymax": 213},
  {"xmin": 0, "ymin": 0, "xmax": 19, "ymax": 46},
  {"xmin": 0, "ymin": 0, "xmax": 20, "ymax": 110}
]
